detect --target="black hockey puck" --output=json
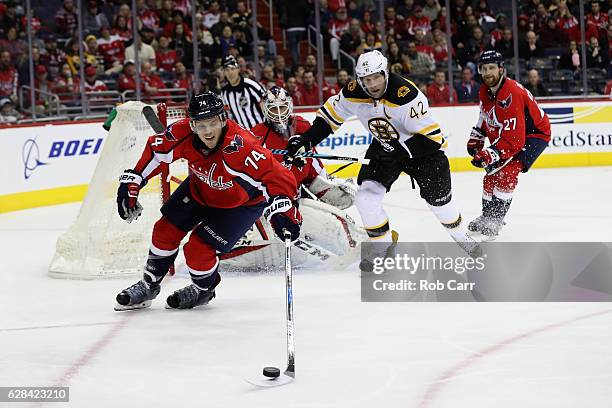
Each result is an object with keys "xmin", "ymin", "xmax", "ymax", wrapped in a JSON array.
[{"xmin": 263, "ymin": 366, "xmax": 281, "ymax": 378}]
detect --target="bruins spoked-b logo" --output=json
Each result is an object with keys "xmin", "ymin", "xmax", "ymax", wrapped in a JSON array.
[
  {"xmin": 368, "ymin": 118, "xmax": 399, "ymax": 140},
  {"xmin": 347, "ymin": 80, "xmax": 357, "ymax": 91}
]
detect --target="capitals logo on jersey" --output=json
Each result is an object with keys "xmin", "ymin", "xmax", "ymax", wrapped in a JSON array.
[
  {"xmin": 497, "ymin": 93, "xmax": 512, "ymax": 109},
  {"xmin": 223, "ymin": 134, "xmax": 244, "ymax": 154},
  {"xmin": 190, "ymin": 162, "xmax": 234, "ymax": 190}
]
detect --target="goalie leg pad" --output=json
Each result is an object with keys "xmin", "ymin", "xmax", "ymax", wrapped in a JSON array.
[{"xmin": 307, "ymin": 174, "xmax": 357, "ymax": 210}]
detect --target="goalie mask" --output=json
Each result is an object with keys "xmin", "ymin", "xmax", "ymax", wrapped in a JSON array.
[{"xmin": 262, "ymin": 86, "xmax": 294, "ymax": 136}]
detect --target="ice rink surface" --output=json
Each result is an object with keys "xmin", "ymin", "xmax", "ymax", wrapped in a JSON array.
[{"xmin": 1, "ymin": 167, "xmax": 611, "ymax": 408}]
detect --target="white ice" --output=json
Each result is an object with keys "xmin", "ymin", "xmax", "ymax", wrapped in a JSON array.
[{"xmin": 1, "ymin": 167, "xmax": 611, "ymax": 408}]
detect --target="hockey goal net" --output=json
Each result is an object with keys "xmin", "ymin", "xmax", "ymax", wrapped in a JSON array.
[{"xmin": 49, "ymin": 101, "xmax": 188, "ymax": 279}]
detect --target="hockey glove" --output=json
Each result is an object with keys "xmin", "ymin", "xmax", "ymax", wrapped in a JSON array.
[
  {"xmin": 117, "ymin": 169, "xmax": 146, "ymax": 223},
  {"xmin": 283, "ymin": 135, "xmax": 311, "ymax": 168},
  {"xmin": 264, "ymin": 196, "xmax": 302, "ymax": 242},
  {"xmin": 471, "ymin": 147, "xmax": 501, "ymax": 168},
  {"xmin": 467, "ymin": 127, "xmax": 486, "ymax": 157}
]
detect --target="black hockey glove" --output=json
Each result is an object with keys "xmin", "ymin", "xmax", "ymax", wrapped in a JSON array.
[
  {"xmin": 283, "ymin": 135, "xmax": 311, "ymax": 168},
  {"xmin": 264, "ymin": 196, "xmax": 302, "ymax": 242},
  {"xmin": 117, "ymin": 169, "xmax": 146, "ymax": 223}
]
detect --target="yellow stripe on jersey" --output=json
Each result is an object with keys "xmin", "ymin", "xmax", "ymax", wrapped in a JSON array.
[
  {"xmin": 316, "ymin": 112, "xmax": 340, "ymax": 131},
  {"xmin": 417, "ymin": 123, "xmax": 440, "ymax": 135},
  {"xmin": 345, "ymin": 97, "xmax": 371, "ymax": 104},
  {"xmin": 380, "ymin": 99, "xmax": 400, "ymax": 108},
  {"xmin": 323, "ymin": 101, "xmax": 345, "ymax": 124},
  {"xmin": 427, "ymin": 134, "xmax": 444, "ymax": 143}
]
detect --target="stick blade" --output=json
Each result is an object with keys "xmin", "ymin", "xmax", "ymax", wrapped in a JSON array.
[
  {"xmin": 245, "ymin": 373, "xmax": 294, "ymax": 388},
  {"xmin": 142, "ymin": 105, "xmax": 165, "ymax": 133}
]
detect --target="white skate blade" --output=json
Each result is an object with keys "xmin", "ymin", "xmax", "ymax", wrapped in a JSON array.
[
  {"xmin": 113, "ymin": 300, "xmax": 152, "ymax": 311},
  {"xmin": 245, "ymin": 373, "xmax": 294, "ymax": 388}
]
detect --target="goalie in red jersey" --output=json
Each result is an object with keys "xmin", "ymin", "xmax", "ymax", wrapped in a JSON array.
[
  {"xmin": 251, "ymin": 86, "xmax": 357, "ymax": 209},
  {"xmin": 467, "ymin": 51, "xmax": 551, "ymax": 238},
  {"xmin": 114, "ymin": 92, "xmax": 301, "ymax": 310},
  {"xmin": 221, "ymin": 86, "xmax": 362, "ymax": 269}
]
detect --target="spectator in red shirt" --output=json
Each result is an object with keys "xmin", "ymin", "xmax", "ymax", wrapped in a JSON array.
[
  {"xmin": 118, "ymin": 60, "xmax": 140, "ymax": 93},
  {"xmin": 141, "ymin": 61, "xmax": 168, "ymax": 101},
  {"xmin": 297, "ymin": 71, "xmax": 321, "ymax": 106},
  {"xmin": 329, "ymin": 7, "xmax": 351, "ymax": 64},
  {"xmin": 414, "ymin": 27, "xmax": 434, "ymax": 60},
  {"xmin": 136, "ymin": 0, "xmax": 160, "ymax": 32},
  {"xmin": 326, "ymin": 68, "xmax": 350, "ymax": 97},
  {"xmin": 0, "ymin": 27, "xmax": 26, "ymax": 62},
  {"xmin": 84, "ymin": 66, "xmax": 107, "ymax": 92},
  {"xmin": 53, "ymin": 63, "xmax": 80, "ymax": 106},
  {"xmin": 171, "ymin": 61, "xmax": 192, "ymax": 91},
  {"xmin": 32, "ymin": 65, "xmax": 56, "ymax": 114},
  {"xmin": 155, "ymin": 36, "xmax": 178, "ymax": 73},
  {"xmin": 112, "ymin": 15, "xmax": 131, "ymax": 42},
  {"xmin": 285, "ymin": 76, "xmax": 304, "ymax": 106},
  {"xmin": 539, "ymin": 16, "xmax": 568, "ymax": 48},
  {"xmin": 407, "ymin": 5, "xmax": 431, "ymax": 35},
  {"xmin": 555, "ymin": 3, "xmax": 581, "ymax": 43},
  {"xmin": 586, "ymin": 1, "xmax": 608, "ymax": 30},
  {"xmin": 0, "ymin": 51, "xmax": 18, "ymax": 104},
  {"xmin": 55, "ymin": 0, "xmax": 78, "ymax": 38},
  {"xmin": 427, "ymin": 70, "xmax": 457, "ymax": 105},
  {"xmin": 361, "ymin": 10, "xmax": 376, "ymax": 36},
  {"xmin": 431, "ymin": 28, "xmax": 449, "ymax": 64},
  {"xmin": 261, "ymin": 63, "xmax": 285, "ymax": 89},
  {"xmin": 98, "ymin": 25, "xmax": 126, "ymax": 74},
  {"xmin": 163, "ymin": 10, "xmax": 192, "ymax": 38},
  {"xmin": 385, "ymin": 6, "xmax": 410, "ymax": 43}
]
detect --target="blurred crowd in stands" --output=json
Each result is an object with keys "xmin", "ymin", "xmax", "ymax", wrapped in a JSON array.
[{"xmin": 0, "ymin": 0, "xmax": 611, "ymax": 123}]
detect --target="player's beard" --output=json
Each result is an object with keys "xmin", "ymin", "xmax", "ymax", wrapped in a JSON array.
[{"xmin": 483, "ymin": 71, "xmax": 502, "ymax": 88}]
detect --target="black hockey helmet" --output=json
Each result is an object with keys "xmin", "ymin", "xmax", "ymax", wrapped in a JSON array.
[
  {"xmin": 478, "ymin": 50, "xmax": 504, "ymax": 72},
  {"xmin": 188, "ymin": 92, "xmax": 226, "ymax": 122}
]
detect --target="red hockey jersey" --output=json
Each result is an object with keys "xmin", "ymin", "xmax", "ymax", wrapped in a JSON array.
[
  {"xmin": 250, "ymin": 115, "xmax": 323, "ymax": 187},
  {"xmin": 133, "ymin": 118, "xmax": 298, "ymax": 209},
  {"xmin": 476, "ymin": 77, "xmax": 551, "ymax": 159}
]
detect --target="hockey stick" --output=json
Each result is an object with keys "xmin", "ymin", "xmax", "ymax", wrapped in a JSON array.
[
  {"xmin": 245, "ymin": 230, "xmax": 295, "ymax": 388},
  {"xmin": 142, "ymin": 105, "xmax": 165, "ymax": 133},
  {"xmin": 269, "ymin": 149, "xmax": 370, "ymax": 165}
]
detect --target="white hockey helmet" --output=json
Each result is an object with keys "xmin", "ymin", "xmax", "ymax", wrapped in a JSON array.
[
  {"xmin": 355, "ymin": 50, "xmax": 389, "ymax": 97},
  {"xmin": 262, "ymin": 86, "xmax": 293, "ymax": 131}
]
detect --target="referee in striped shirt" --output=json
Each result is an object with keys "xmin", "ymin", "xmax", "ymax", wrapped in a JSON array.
[{"xmin": 220, "ymin": 55, "xmax": 267, "ymax": 129}]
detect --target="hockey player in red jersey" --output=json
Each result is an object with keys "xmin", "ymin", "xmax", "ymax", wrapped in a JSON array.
[
  {"xmin": 251, "ymin": 86, "xmax": 356, "ymax": 209},
  {"xmin": 467, "ymin": 50, "xmax": 550, "ymax": 238},
  {"xmin": 221, "ymin": 86, "xmax": 361, "ymax": 268},
  {"xmin": 114, "ymin": 92, "xmax": 301, "ymax": 310}
]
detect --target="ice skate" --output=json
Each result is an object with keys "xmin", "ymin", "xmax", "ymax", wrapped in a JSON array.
[
  {"xmin": 166, "ymin": 275, "xmax": 220, "ymax": 310},
  {"xmin": 480, "ymin": 218, "xmax": 505, "ymax": 240},
  {"xmin": 468, "ymin": 214, "xmax": 489, "ymax": 233},
  {"xmin": 359, "ymin": 230, "xmax": 399, "ymax": 274},
  {"xmin": 115, "ymin": 280, "xmax": 160, "ymax": 311}
]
